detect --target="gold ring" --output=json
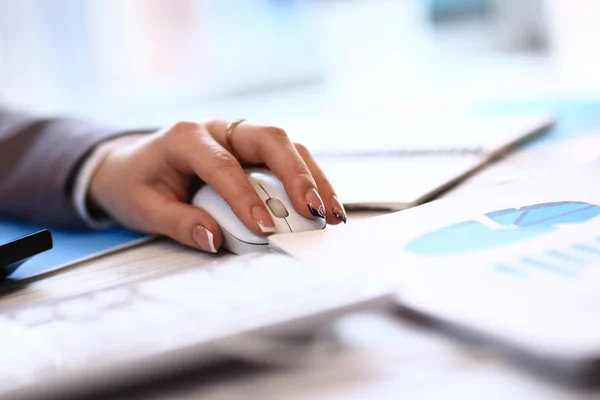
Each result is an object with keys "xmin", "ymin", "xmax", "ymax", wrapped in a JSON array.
[{"xmin": 225, "ymin": 119, "xmax": 246, "ymax": 152}]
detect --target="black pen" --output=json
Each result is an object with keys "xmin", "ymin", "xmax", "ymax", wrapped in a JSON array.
[{"xmin": 0, "ymin": 230, "xmax": 53, "ymax": 278}]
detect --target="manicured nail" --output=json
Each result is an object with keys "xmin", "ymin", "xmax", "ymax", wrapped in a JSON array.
[
  {"xmin": 252, "ymin": 206, "xmax": 276, "ymax": 233},
  {"xmin": 332, "ymin": 196, "xmax": 347, "ymax": 223},
  {"xmin": 305, "ymin": 188, "xmax": 326, "ymax": 219},
  {"xmin": 192, "ymin": 225, "xmax": 217, "ymax": 253}
]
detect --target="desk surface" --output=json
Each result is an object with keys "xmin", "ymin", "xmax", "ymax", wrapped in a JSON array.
[
  {"xmin": 2, "ymin": 102, "xmax": 600, "ymax": 399},
  {"xmin": 2, "ymin": 209, "xmax": 600, "ymax": 400}
]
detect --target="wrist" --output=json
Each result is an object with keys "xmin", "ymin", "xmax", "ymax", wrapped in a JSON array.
[{"xmin": 74, "ymin": 134, "xmax": 148, "ymax": 228}]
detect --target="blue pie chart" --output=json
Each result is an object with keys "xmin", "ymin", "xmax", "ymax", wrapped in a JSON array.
[{"xmin": 405, "ymin": 201, "xmax": 600, "ymax": 256}]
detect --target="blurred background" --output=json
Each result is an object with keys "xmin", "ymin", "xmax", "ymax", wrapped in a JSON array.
[{"xmin": 0, "ymin": 0, "xmax": 599, "ymax": 130}]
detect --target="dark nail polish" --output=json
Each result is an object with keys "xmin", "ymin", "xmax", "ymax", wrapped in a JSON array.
[
  {"xmin": 331, "ymin": 196, "xmax": 347, "ymax": 224},
  {"xmin": 333, "ymin": 208, "xmax": 347, "ymax": 224},
  {"xmin": 308, "ymin": 204, "xmax": 326, "ymax": 219},
  {"xmin": 305, "ymin": 188, "xmax": 326, "ymax": 219}
]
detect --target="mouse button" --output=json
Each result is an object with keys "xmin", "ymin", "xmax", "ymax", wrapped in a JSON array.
[
  {"xmin": 248, "ymin": 176, "xmax": 271, "ymax": 203},
  {"xmin": 266, "ymin": 198, "xmax": 289, "ymax": 218}
]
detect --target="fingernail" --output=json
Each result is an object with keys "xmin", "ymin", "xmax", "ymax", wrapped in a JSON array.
[
  {"xmin": 192, "ymin": 225, "xmax": 217, "ymax": 253},
  {"xmin": 252, "ymin": 206, "xmax": 276, "ymax": 233},
  {"xmin": 332, "ymin": 196, "xmax": 347, "ymax": 224},
  {"xmin": 305, "ymin": 188, "xmax": 326, "ymax": 219}
]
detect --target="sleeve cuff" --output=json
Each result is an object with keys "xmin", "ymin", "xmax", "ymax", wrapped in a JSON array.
[{"xmin": 72, "ymin": 134, "xmax": 148, "ymax": 229}]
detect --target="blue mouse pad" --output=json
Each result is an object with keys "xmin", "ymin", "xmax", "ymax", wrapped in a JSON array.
[{"xmin": 0, "ymin": 219, "xmax": 150, "ymax": 280}]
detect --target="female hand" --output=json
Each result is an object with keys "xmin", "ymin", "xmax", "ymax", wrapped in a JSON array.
[{"xmin": 89, "ymin": 119, "xmax": 347, "ymax": 252}]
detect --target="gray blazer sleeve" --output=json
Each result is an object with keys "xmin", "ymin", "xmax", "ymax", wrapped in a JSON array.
[{"xmin": 0, "ymin": 106, "xmax": 124, "ymax": 229}]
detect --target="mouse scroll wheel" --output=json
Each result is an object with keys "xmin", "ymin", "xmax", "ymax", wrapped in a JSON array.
[{"xmin": 266, "ymin": 198, "xmax": 289, "ymax": 218}]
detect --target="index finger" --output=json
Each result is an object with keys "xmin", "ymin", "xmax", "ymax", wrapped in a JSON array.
[
  {"xmin": 206, "ymin": 119, "xmax": 327, "ymax": 221},
  {"xmin": 160, "ymin": 122, "xmax": 277, "ymax": 236}
]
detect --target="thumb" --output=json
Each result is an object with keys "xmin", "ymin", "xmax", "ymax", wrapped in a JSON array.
[{"xmin": 149, "ymin": 199, "xmax": 223, "ymax": 253}]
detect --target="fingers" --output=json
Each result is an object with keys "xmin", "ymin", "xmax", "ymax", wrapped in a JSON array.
[
  {"xmin": 161, "ymin": 122, "xmax": 276, "ymax": 236},
  {"xmin": 137, "ymin": 188, "xmax": 223, "ymax": 253},
  {"xmin": 294, "ymin": 143, "xmax": 347, "ymax": 225},
  {"xmin": 206, "ymin": 119, "xmax": 328, "ymax": 222}
]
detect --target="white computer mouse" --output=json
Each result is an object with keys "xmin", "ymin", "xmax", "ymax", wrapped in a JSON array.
[{"xmin": 192, "ymin": 169, "xmax": 326, "ymax": 254}]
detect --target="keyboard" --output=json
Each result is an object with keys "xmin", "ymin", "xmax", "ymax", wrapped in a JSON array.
[{"xmin": 0, "ymin": 253, "xmax": 394, "ymax": 399}]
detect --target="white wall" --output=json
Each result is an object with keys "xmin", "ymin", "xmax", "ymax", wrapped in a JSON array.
[
  {"xmin": 1, "ymin": 0, "xmax": 599, "ymax": 123},
  {"xmin": 0, "ymin": 0, "xmax": 322, "ymax": 119},
  {"xmin": 0, "ymin": 0, "xmax": 67, "ymax": 114},
  {"xmin": 544, "ymin": 0, "xmax": 600, "ymax": 96}
]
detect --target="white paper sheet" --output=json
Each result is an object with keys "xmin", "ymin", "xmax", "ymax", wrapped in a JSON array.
[{"xmin": 271, "ymin": 160, "xmax": 600, "ymax": 361}]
